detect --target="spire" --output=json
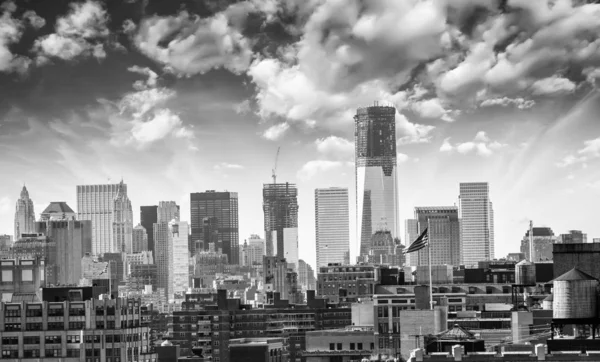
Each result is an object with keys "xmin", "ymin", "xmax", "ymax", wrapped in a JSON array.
[{"xmin": 20, "ymin": 184, "xmax": 29, "ymax": 199}]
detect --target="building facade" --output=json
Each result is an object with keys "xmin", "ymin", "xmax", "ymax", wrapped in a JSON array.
[
  {"xmin": 140, "ymin": 205, "xmax": 157, "ymax": 253},
  {"xmin": 520, "ymin": 227, "xmax": 556, "ymax": 262},
  {"xmin": 558, "ymin": 230, "xmax": 587, "ymax": 244},
  {"xmin": 157, "ymin": 201, "xmax": 179, "ymax": 223},
  {"xmin": 248, "ymin": 235, "xmax": 265, "ymax": 265},
  {"xmin": 298, "ymin": 259, "xmax": 316, "ymax": 291},
  {"xmin": 153, "ymin": 222, "xmax": 171, "ymax": 300},
  {"xmin": 14, "ymin": 186, "xmax": 36, "ymax": 241},
  {"xmin": 112, "ymin": 182, "xmax": 133, "ymax": 254},
  {"xmin": 413, "ymin": 207, "xmax": 460, "ymax": 267},
  {"xmin": 77, "ymin": 182, "xmax": 128, "ymax": 255},
  {"xmin": 40, "ymin": 202, "xmax": 76, "ymax": 222},
  {"xmin": 355, "ymin": 105, "xmax": 400, "ymax": 257},
  {"xmin": 190, "ymin": 191, "xmax": 239, "ymax": 263},
  {"xmin": 263, "ymin": 183, "xmax": 298, "ymax": 260},
  {"xmin": 459, "ymin": 183, "xmax": 494, "ymax": 266},
  {"xmin": 405, "ymin": 219, "xmax": 419, "ymax": 267},
  {"xmin": 315, "ymin": 187, "xmax": 350, "ymax": 268},
  {"xmin": 132, "ymin": 224, "xmax": 148, "ymax": 253},
  {"xmin": 170, "ymin": 220, "xmax": 189, "ymax": 299}
]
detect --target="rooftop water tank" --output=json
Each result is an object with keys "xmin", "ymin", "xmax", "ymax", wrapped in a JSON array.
[
  {"xmin": 553, "ymin": 268, "xmax": 598, "ymax": 319},
  {"xmin": 515, "ymin": 260, "xmax": 536, "ymax": 286}
]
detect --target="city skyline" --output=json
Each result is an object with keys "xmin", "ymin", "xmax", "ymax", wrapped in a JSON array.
[{"xmin": 2, "ymin": 0, "xmax": 600, "ymax": 270}]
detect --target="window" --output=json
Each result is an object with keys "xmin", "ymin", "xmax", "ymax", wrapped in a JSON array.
[
  {"xmin": 26, "ymin": 305, "xmax": 43, "ymax": 317},
  {"xmin": 350, "ymin": 343, "xmax": 355, "ymax": 350},
  {"xmin": 2, "ymin": 350, "xmax": 18, "ymax": 358},
  {"xmin": 46, "ymin": 335, "xmax": 62, "ymax": 344},
  {"xmin": 1, "ymin": 337, "xmax": 17, "ymax": 345},
  {"xmin": 69, "ymin": 304, "xmax": 85, "ymax": 316},
  {"xmin": 24, "ymin": 336, "xmax": 40, "ymax": 344},
  {"xmin": 358, "ymin": 343, "xmax": 363, "ymax": 350},
  {"xmin": 106, "ymin": 335, "xmax": 113, "ymax": 343},
  {"xmin": 336, "ymin": 343, "xmax": 342, "ymax": 350},
  {"xmin": 67, "ymin": 349, "xmax": 81, "ymax": 357},
  {"xmin": 370, "ymin": 343, "xmax": 375, "ymax": 350},
  {"xmin": 26, "ymin": 322, "xmax": 42, "ymax": 331},
  {"xmin": 5, "ymin": 306, "xmax": 20, "ymax": 317},
  {"xmin": 107, "ymin": 321, "xmax": 115, "ymax": 329},
  {"xmin": 96, "ymin": 321, "xmax": 105, "ymax": 329},
  {"xmin": 5, "ymin": 323, "xmax": 21, "ymax": 331},
  {"xmin": 21, "ymin": 269, "xmax": 33, "ymax": 282},
  {"xmin": 69, "ymin": 321, "xmax": 85, "ymax": 329},
  {"xmin": 329, "ymin": 343, "xmax": 334, "ymax": 351},
  {"xmin": 67, "ymin": 335, "xmax": 81, "ymax": 343},
  {"xmin": 48, "ymin": 305, "xmax": 64, "ymax": 316},
  {"xmin": 24, "ymin": 350, "xmax": 41, "ymax": 358},
  {"xmin": 45, "ymin": 349, "xmax": 62, "ymax": 357},
  {"xmin": 1, "ymin": 270, "xmax": 13, "ymax": 282},
  {"xmin": 48, "ymin": 322, "xmax": 64, "ymax": 330}
]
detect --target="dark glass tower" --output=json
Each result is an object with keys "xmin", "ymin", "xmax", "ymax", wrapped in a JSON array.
[
  {"xmin": 140, "ymin": 205, "xmax": 158, "ymax": 253},
  {"xmin": 190, "ymin": 191, "xmax": 239, "ymax": 264},
  {"xmin": 263, "ymin": 183, "xmax": 299, "ymax": 259}
]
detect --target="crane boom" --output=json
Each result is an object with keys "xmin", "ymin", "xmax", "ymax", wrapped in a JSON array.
[{"xmin": 272, "ymin": 147, "xmax": 280, "ymax": 184}]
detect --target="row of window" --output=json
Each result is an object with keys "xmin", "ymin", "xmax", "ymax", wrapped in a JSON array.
[
  {"xmin": 329, "ymin": 342, "xmax": 374, "ymax": 351},
  {"xmin": 1, "ymin": 349, "xmax": 80, "ymax": 358}
]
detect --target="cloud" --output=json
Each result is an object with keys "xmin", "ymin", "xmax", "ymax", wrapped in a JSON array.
[
  {"xmin": 129, "ymin": 109, "xmax": 189, "ymax": 144},
  {"xmin": 133, "ymin": 5, "xmax": 254, "ymax": 76},
  {"xmin": 262, "ymin": 122, "xmax": 290, "ymax": 140},
  {"xmin": 296, "ymin": 160, "xmax": 344, "ymax": 181},
  {"xmin": 33, "ymin": 0, "xmax": 110, "ymax": 62},
  {"xmin": 397, "ymin": 153, "xmax": 409, "ymax": 163},
  {"xmin": 479, "ymin": 97, "xmax": 535, "ymax": 109},
  {"xmin": 397, "ymin": 113, "xmax": 435, "ymax": 145},
  {"xmin": 22, "ymin": 10, "xmax": 46, "ymax": 29},
  {"xmin": 315, "ymin": 136, "xmax": 354, "ymax": 161},
  {"xmin": 233, "ymin": 100, "xmax": 251, "ymax": 115},
  {"xmin": 128, "ymin": 65, "xmax": 158, "ymax": 90},
  {"xmin": 530, "ymin": 76, "xmax": 576, "ymax": 96},
  {"xmin": 214, "ymin": 163, "xmax": 244, "ymax": 171},
  {"xmin": 411, "ymin": 98, "xmax": 455, "ymax": 122},
  {"xmin": 440, "ymin": 131, "xmax": 506, "ymax": 157},
  {"xmin": 558, "ymin": 137, "xmax": 600, "ymax": 167},
  {"xmin": 0, "ymin": 4, "xmax": 32, "ymax": 74}
]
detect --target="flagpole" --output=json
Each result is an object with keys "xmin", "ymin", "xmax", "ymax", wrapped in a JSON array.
[{"xmin": 428, "ymin": 217, "xmax": 433, "ymax": 311}]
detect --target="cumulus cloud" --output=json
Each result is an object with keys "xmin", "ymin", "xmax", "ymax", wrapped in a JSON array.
[
  {"xmin": 297, "ymin": 160, "xmax": 345, "ymax": 181},
  {"xmin": 440, "ymin": 131, "xmax": 506, "ymax": 157},
  {"xmin": 530, "ymin": 76, "xmax": 576, "ymax": 96},
  {"xmin": 397, "ymin": 153, "xmax": 409, "ymax": 163},
  {"xmin": 0, "ymin": 3, "xmax": 33, "ymax": 73},
  {"xmin": 128, "ymin": 65, "xmax": 158, "ymax": 90},
  {"xmin": 33, "ymin": 0, "xmax": 109, "ymax": 61},
  {"xmin": 233, "ymin": 100, "xmax": 251, "ymax": 115},
  {"xmin": 133, "ymin": 5, "xmax": 254, "ymax": 76},
  {"xmin": 315, "ymin": 136, "xmax": 354, "ymax": 161},
  {"xmin": 22, "ymin": 10, "xmax": 45, "ymax": 29},
  {"xmin": 558, "ymin": 137, "xmax": 600, "ymax": 167},
  {"xmin": 262, "ymin": 122, "xmax": 289, "ymax": 140},
  {"xmin": 480, "ymin": 97, "xmax": 535, "ymax": 109}
]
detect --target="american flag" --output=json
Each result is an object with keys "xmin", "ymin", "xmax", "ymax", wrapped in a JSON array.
[{"xmin": 404, "ymin": 227, "xmax": 429, "ymax": 254}]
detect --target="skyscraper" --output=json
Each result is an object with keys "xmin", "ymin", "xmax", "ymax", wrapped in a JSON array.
[
  {"xmin": 154, "ymin": 222, "xmax": 171, "ymax": 299},
  {"xmin": 247, "ymin": 234, "xmax": 265, "ymax": 265},
  {"xmin": 170, "ymin": 220, "xmax": 189, "ymax": 299},
  {"xmin": 263, "ymin": 183, "xmax": 298, "ymax": 259},
  {"xmin": 414, "ymin": 207, "xmax": 461, "ymax": 266},
  {"xmin": 158, "ymin": 201, "xmax": 180, "ymax": 223},
  {"xmin": 520, "ymin": 227, "xmax": 556, "ymax": 261},
  {"xmin": 355, "ymin": 105, "xmax": 400, "ymax": 257},
  {"xmin": 315, "ymin": 187, "xmax": 349, "ymax": 268},
  {"xmin": 404, "ymin": 219, "xmax": 419, "ymax": 266},
  {"xmin": 40, "ymin": 202, "xmax": 76, "ymax": 221},
  {"xmin": 132, "ymin": 224, "xmax": 148, "ymax": 253},
  {"xmin": 113, "ymin": 182, "xmax": 134, "ymax": 253},
  {"xmin": 77, "ymin": 182, "xmax": 130, "ymax": 254},
  {"xmin": 140, "ymin": 205, "xmax": 158, "ymax": 252},
  {"xmin": 190, "ymin": 191, "xmax": 239, "ymax": 263},
  {"xmin": 459, "ymin": 182, "xmax": 495, "ymax": 266},
  {"xmin": 14, "ymin": 185, "xmax": 35, "ymax": 239}
]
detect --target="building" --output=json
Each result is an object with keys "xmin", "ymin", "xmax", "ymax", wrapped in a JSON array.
[
  {"xmin": 170, "ymin": 220, "xmax": 190, "ymax": 299},
  {"xmin": 193, "ymin": 249, "xmax": 228, "ymax": 288},
  {"xmin": 0, "ymin": 286, "xmax": 157, "ymax": 362},
  {"xmin": 0, "ymin": 235, "xmax": 11, "ymax": 250},
  {"xmin": 0, "ymin": 258, "xmax": 46, "ymax": 300},
  {"xmin": 355, "ymin": 105, "xmax": 400, "ymax": 257},
  {"xmin": 140, "ymin": 205, "xmax": 158, "ymax": 253},
  {"xmin": 317, "ymin": 264, "xmax": 380, "ymax": 303},
  {"xmin": 553, "ymin": 243, "xmax": 600, "ymax": 280},
  {"xmin": 35, "ymin": 219, "xmax": 92, "ymax": 286},
  {"xmin": 302, "ymin": 327, "xmax": 375, "ymax": 362},
  {"xmin": 413, "ymin": 207, "xmax": 460, "ymax": 267},
  {"xmin": 77, "ymin": 182, "xmax": 130, "ymax": 255},
  {"xmin": 190, "ymin": 191, "xmax": 239, "ymax": 263},
  {"xmin": 458, "ymin": 182, "xmax": 494, "ymax": 266},
  {"xmin": 158, "ymin": 201, "xmax": 179, "ymax": 223},
  {"xmin": 558, "ymin": 230, "xmax": 587, "ymax": 244},
  {"xmin": 298, "ymin": 259, "xmax": 316, "ymax": 291},
  {"xmin": 132, "ymin": 224, "xmax": 148, "ymax": 252},
  {"xmin": 315, "ymin": 188, "xmax": 350, "ymax": 268},
  {"xmin": 248, "ymin": 235, "xmax": 265, "ymax": 265},
  {"xmin": 112, "ymin": 183, "xmax": 134, "ymax": 254},
  {"xmin": 230, "ymin": 338, "xmax": 288, "ymax": 362},
  {"xmin": 263, "ymin": 183, "xmax": 298, "ymax": 260},
  {"xmin": 405, "ymin": 219, "xmax": 419, "ymax": 266},
  {"xmin": 14, "ymin": 185, "xmax": 36, "ymax": 240},
  {"xmin": 9, "ymin": 234, "xmax": 58, "ymax": 285},
  {"xmin": 283, "ymin": 227, "xmax": 299, "ymax": 270},
  {"xmin": 520, "ymin": 227, "xmax": 556, "ymax": 261},
  {"xmin": 365, "ymin": 230, "xmax": 399, "ymax": 265},
  {"xmin": 154, "ymin": 222, "xmax": 171, "ymax": 300},
  {"xmin": 40, "ymin": 202, "xmax": 77, "ymax": 221}
]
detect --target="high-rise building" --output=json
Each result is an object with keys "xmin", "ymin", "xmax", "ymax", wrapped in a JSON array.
[
  {"xmin": 40, "ymin": 201, "xmax": 76, "ymax": 221},
  {"xmin": 153, "ymin": 222, "xmax": 171, "ymax": 299},
  {"xmin": 558, "ymin": 230, "xmax": 587, "ymax": 244},
  {"xmin": 404, "ymin": 219, "xmax": 419, "ymax": 266},
  {"xmin": 113, "ymin": 182, "xmax": 134, "ymax": 253},
  {"xmin": 190, "ymin": 191, "xmax": 239, "ymax": 263},
  {"xmin": 14, "ymin": 185, "xmax": 36, "ymax": 240},
  {"xmin": 355, "ymin": 105, "xmax": 400, "ymax": 257},
  {"xmin": 263, "ymin": 183, "xmax": 298, "ymax": 260},
  {"xmin": 315, "ymin": 187, "xmax": 349, "ymax": 268},
  {"xmin": 140, "ymin": 205, "xmax": 158, "ymax": 252},
  {"xmin": 0, "ymin": 235, "xmax": 11, "ymax": 250},
  {"xmin": 170, "ymin": 220, "xmax": 189, "ymax": 299},
  {"xmin": 36, "ymin": 217, "xmax": 92, "ymax": 285},
  {"xmin": 413, "ymin": 207, "xmax": 461, "ymax": 266},
  {"xmin": 248, "ymin": 234, "xmax": 265, "ymax": 265},
  {"xmin": 77, "ymin": 182, "xmax": 130, "ymax": 254},
  {"xmin": 520, "ymin": 227, "xmax": 556, "ymax": 261},
  {"xmin": 132, "ymin": 224, "xmax": 148, "ymax": 252},
  {"xmin": 298, "ymin": 259, "xmax": 316, "ymax": 290},
  {"xmin": 158, "ymin": 201, "xmax": 180, "ymax": 223},
  {"xmin": 459, "ymin": 182, "xmax": 494, "ymax": 266}
]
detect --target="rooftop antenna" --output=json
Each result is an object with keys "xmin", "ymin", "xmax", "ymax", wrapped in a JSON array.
[
  {"xmin": 529, "ymin": 220, "xmax": 534, "ymax": 262},
  {"xmin": 272, "ymin": 146, "xmax": 280, "ymax": 184}
]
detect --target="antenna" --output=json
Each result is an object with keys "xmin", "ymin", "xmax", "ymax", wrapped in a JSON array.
[
  {"xmin": 272, "ymin": 146, "xmax": 280, "ymax": 184},
  {"xmin": 529, "ymin": 220, "xmax": 534, "ymax": 262}
]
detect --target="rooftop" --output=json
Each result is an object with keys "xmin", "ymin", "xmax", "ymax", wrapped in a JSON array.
[
  {"xmin": 41, "ymin": 202, "xmax": 74, "ymax": 214},
  {"xmin": 553, "ymin": 268, "xmax": 597, "ymax": 282}
]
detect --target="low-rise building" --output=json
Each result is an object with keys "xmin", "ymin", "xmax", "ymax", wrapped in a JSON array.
[
  {"xmin": 230, "ymin": 337, "xmax": 288, "ymax": 362},
  {"xmin": 302, "ymin": 326, "xmax": 375, "ymax": 362}
]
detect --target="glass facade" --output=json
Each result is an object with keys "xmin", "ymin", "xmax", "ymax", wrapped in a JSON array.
[
  {"xmin": 315, "ymin": 187, "xmax": 349, "ymax": 267},
  {"xmin": 459, "ymin": 182, "xmax": 494, "ymax": 266}
]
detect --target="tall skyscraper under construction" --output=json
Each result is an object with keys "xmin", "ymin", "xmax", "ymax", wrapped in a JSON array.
[
  {"xmin": 263, "ymin": 183, "xmax": 299, "ymax": 261},
  {"xmin": 355, "ymin": 104, "xmax": 400, "ymax": 257}
]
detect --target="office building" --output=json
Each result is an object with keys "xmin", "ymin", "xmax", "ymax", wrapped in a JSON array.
[
  {"xmin": 405, "ymin": 219, "xmax": 419, "ymax": 266},
  {"xmin": 230, "ymin": 338, "xmax": 288, "ymax": 362},
  {"xmin": 413, "ymin": 207, "xmax": 460, "ymax": 266},
  {"xmin": 558, "ymin": 230, "xmax": 587, "ymax": 244},
  {"xmin": 263, "ymin": 183, "xmax": 298, "ymax": 259},
  {"xmin": 153, "ymin": 222, "xmax": 171, "ymax": 300},
  {"xmin": 298, "ymin": 259, "xmax": 316, "ymax": 290},
  {"xmin": 283, "ymin": 227, "xmax": 299, "ymax": 270},
  {"xmin": 35, "ymin": 218, "xmax": 92, "ymax": 285},
  {"xmin": 0, "ymin": 258, "xmax": 46, "ymax": 299},
  {"xmin": 14, "ymin": 185, "xmax": 36, "ymax": 240},
  {"xmin": 140, "ymin": 205, "xmax": 158, "ymax": 252},
  {"xmin": 112, "ymin": 182, "xmax": 133, "ymax": 253},
  {"xmin": 520, "ymin": 227, "xmax": 556, "ymax": 261},
  {"xmin": 158, "ymin": 201, "xmax": 179, "ymax": 223},
  {"xmin": 247, "ymin": 235, "xmax": 265, "ymax": 265},
  {"xmin": 190, "ymin": 191, "xmax": 239, "ymax": 263},
  {"xmin": 459, "ymin": 182, "xmax": 494, "ymax": 266},
  {"xmin": 40, "ymin": 202, "xmax": 76, "ymax": 221},
  {"xmin": 132, "ymin": 224, "xmax": 148, "ymax": 252},
  {"xmin": 315, "ymin": 187, "xmax": 350, "ymax": 268},
  {"xmin": 364, "ymin": 230, "xmax": 401, "ymax": 265},
  {"xmin": 355, "ymin": 105, "xmax": 400, "ymax": 257},
  {"xmin": 170, "ymin": 220, "xmax": 189, "ymax": 298},
  {"xmin": 9, "ymin": 234, "xmax": 59, "ymax": 285},
  {"xmin": 77, "ymin": 182, "xmax": 129, "ymax": 255},
  {"xmin": 0, "ymin": 234, "xmax": 12, "ymax": 250}
]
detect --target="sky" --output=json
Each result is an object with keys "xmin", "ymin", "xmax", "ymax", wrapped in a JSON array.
[{"xmin": 2, "ymin": 0, "xmax": 600, "ymax": 269}]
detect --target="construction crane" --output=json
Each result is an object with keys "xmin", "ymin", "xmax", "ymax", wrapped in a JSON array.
[{"xmin": 272, "ymin": 146, "xmax": 280, "ymax": 184}]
